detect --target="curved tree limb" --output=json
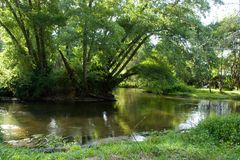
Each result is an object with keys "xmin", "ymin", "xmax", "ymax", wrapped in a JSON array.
[
  {"xmin": 0, "ymin": 19, "xmax": 25, "ymax": 54},
  {"xmin": 58, "ymin": 49, "xmax": 77, "ymax": 87},
  {"xmin": 112, "ymin": 34, "xmax": 152, "ymax": 79}
]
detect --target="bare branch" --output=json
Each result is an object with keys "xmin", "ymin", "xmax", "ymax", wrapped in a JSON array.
[
  {"xmin": 113, "ymin": 34, "xmax": 152, "ymax": 78},
  {"xmin": 109, "ymin": 34, "xmax": 144, "ymax": 74}
]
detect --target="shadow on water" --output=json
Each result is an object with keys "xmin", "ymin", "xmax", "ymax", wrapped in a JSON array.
[
  {"xmin": 0, "ymin": 102, "xmax": 117, "ymax": 143},
  {"xmin": 0, "ymin": 88, "xmax": 240, "ymax": 144}
]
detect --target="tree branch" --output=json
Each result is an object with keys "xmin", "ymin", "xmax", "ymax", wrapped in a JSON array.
[
  {"xmin": 5, "ymin": 0, "xmax": 36, "ymax": 61},
  {"xmin": 58, "ymin": 49, "xmax": 77, "ymax": 86},
  {"xmin": 0, "ymin": 19, "xmax": 24, "ymax": 53},
  {"xmin": 109, "ymin": 34, "xmax": 143, "ymax": 74},
  {"xmin": 113, "ymin": 34, "xmax": 151, "ymax": 78}
]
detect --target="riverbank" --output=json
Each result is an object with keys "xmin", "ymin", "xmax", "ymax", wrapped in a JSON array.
[
  {"xmin": 166, "ymin": 88, "xmax": 240, "ymax": 100},
  {"xmin": 0, "ymin": 115, "xmax": 240, "ymax": 159},
  {"xmin": 1, "ymin": 88, "xmax": 239, "ymax": 103},
  {"xmin": 120, "ymin": 85, "xmax": 240, "ymax": 100},
  {"xmin": 0, "ymin": 94, "xmax": 116, "ymax": 103}
]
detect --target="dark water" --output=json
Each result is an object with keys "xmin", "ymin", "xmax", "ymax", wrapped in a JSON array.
[{"xmin": 0, "ymin": 88, "xmax": 240, "ymax": 143}]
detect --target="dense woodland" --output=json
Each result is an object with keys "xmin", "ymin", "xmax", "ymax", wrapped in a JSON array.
[{"xmin": 0, "ymin": 0, "xmax": 239, "ymax": 99}]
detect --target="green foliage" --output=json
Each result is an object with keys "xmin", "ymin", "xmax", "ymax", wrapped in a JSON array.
[
  {"xmin": 0, "ymin": 0, "xmax": 226, "ymax": 97},
  {"xmin": 189, "ymin": 115, "xmax": 240, "ymax": 145},
  {"xmin": 87, "ymin": 71, "xmax": 109, "ymax": 94},
  {"xmin": 11, "ymin": 72, "xmax": 50, "ymax": 98},
  {"xmin": 163, "ymin": 83, "xmax": 194, "ymax": 94},
  {"xmin": 0, "ymin": 39, "xmax": 3, "ymax": 52},
  {"xmin": 136, "ymin": 52, "xmax": 191, "ymax": 94},
  {"xmin": 41, "ymin": 134, "xmax": 66, "ymax": 147},
  {"xmin": 47, "ymin": 70, "xmax": 75, "ymax": 96},
  {"xmin": 0, "ymin": 128, "xmax": 3, "ymax": 143}
]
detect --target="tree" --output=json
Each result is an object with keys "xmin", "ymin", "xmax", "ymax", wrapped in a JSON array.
[
  {"xmin": 0, "ymin": 0, "xmax": 66, "ymax": 73},
  {"xmin": 0, "ymin": 0, "xmax": 224, "ymax": 98},
  {"xmin": 59, "ymin": 0, "xmax": 221, "ymax": 95},
  {"xmin": 211, "ymin": 15, "xmax": 240, "ymax": 91}
]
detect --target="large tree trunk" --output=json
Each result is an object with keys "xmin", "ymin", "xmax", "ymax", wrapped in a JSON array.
[
  {"xmin": 59, "ymin": 50, "xmax": 77, "ymax": 96},
  {"xmin": 81, "ymin": 0, "xmax": 94, "ymax": 95},
  {"xmin": 82, "ymin": 25, "xmax": 88, "ymax": 94},
  {"xmin": 38, "ymin": 26, "xmax": 48, "ymax": 73}
]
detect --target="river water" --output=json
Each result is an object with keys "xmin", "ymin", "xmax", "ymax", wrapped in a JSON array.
[{"xmin": 0, "ymin": 88, "xmax": 239, "ymax": 144}]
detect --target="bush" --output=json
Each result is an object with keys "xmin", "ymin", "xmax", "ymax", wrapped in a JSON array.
[
  {"xmin": 10, "ymin": 71, "xmax": 50, "ymax": 98},
  {"xmin": 0, "ymin": 128, "xmax": 3, "ymax": 143},
  {"xmin": 0, "ymin": 88, "xmax": 13, "ymax": 97},
  {"xmin": 162, "ymin": 83, "xmax": 193, "ymax": 94},
  {"xmin": 189, "ymin": 115, "xmax": 240, "ymax": 145},
  {"xmin": 137, "ymin": 62, "xmax": 177, "ymax": 94}
]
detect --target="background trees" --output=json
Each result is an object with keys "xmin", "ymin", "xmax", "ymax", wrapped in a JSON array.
[{"xmin": 210, "ymin": 15, "xmax": 240, "ymax": 91}]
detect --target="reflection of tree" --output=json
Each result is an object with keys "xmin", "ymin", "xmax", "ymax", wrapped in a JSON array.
[
  {"xmin": 197, "ymin": 100, "xmax": 232, "ymax": 115},
  {"xmin": 114, "ymin": 116, "xmax": 131, "ymax": 134},
  {"xmin": 177, "ymin": 100, "xmax": 236, "ymax": 130},
  {"xmin": 114, "ymin": 88, "xmax": 194, "ymax": 132},
  {"xmin": 1, "ymin": 89, "xmax": 240, "ymax": 141},
  {"xmin": 0, "ymin": 104, "xmax": 28, "ymax": 139},
  {"xmin": 178, "ymin": 112, "xmax": 205, "ymax": 130},
  {"xmin": 48, "ymin": 118, "xmax": 60, "ymax": 135},
  {"xmin": 0, "ymin": 102, "xmax": 117, "ymax": 142}
]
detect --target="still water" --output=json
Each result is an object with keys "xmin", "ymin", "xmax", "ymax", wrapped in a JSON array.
[{"xmin": 0, "ymin": 88, "xmax": 240, "ymax": 143}]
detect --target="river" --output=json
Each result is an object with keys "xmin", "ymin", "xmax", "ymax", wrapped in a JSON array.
[{"xmin": 0, "ymin": 88, "xmax": 239, "ymax": 144}]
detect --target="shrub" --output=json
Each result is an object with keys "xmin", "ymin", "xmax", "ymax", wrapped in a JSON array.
[
  {"xmin": 0, "ymin": 88, "xmax": 13, "ymax": 97},
  {"xmin": 0, "ymin": 128, "xmax": 3, "ymax": 143},
  {"xmin": 137, "ymin": 62, "xmax": 177, "ymax": 94},
  {"xmin": 189, "ymin": 115, "xmax": 240, "ymax": 145},
  {"xmin": 162, "ymin": 83, "xmax": 194, "ymax": 94},
  {"xmin": 9, "ymin": 71, "xmax": 50, "ymax": 98}
]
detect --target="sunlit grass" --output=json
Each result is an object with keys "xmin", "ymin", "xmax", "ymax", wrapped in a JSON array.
[{"xmin": 168, "ymin": 88, "xmax": 240, "ymax": 100}]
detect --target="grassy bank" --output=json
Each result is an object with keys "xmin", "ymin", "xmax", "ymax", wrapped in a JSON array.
[
  {"xmin": 167, "ymin": 88, "xmax": 240, "ymax": 100},
  {"xmin": 1, "ymin": 115, "xmax": 240, "ymax": 159},
  {"xmin": 120, "ymin": 82, "xmax": 240, "ymax": 100}
]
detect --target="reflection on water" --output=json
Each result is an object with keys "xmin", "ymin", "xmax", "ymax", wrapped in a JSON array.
[
  {"xmin": 178, "ymin": 111, "xmax": 205, "ymax": 130},
  {"xmin": 1, "ymin": 124, "xmax": 20, "ymax": 130},
  {"xmin": 48, "ymin": 118, "xmax": 60, "ymax": 134},
  {"xmin": 177, "ymin": 100, "xmax": 233, "ymax": 130},
  {"xmin": 0, "ymin": 88, "xmax": 240, "ymax": 144}
]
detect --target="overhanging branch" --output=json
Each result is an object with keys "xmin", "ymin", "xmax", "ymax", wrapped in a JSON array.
[{"xmin": 0, "ymin": 19, "xmax": 24, "ymax": 53}]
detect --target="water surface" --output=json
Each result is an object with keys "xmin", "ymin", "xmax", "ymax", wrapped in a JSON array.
[{"xmin": 0, "ymin": 88, "xmax": 239, "ymax": 144}]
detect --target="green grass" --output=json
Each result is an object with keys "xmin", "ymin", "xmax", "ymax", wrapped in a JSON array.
[
  {"xmin": 168, "ymin": 88, "xmax": 240, "ymax": 100},
  {"xmin": 1, "ymin": 115, "xmax": 240, "ymax": 159}
]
